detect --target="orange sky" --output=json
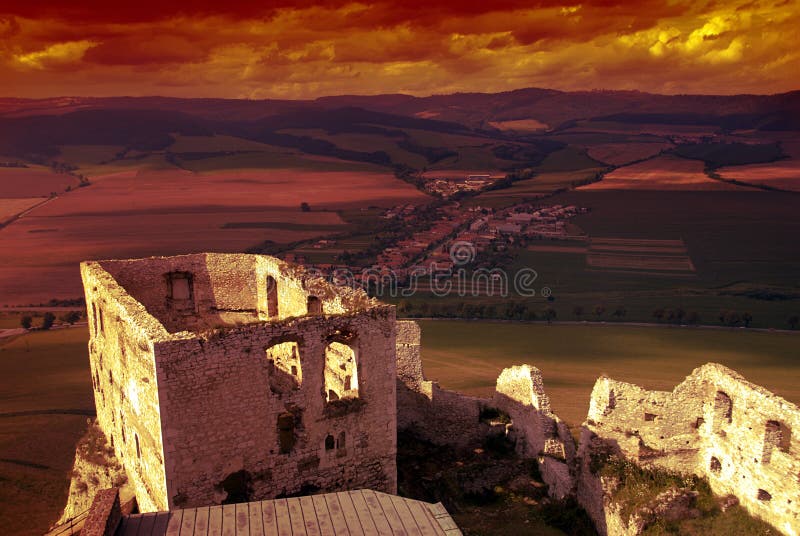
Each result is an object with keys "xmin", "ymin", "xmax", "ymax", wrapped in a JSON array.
[{"xmin": 0, "ymin": 0, "xmax": 798, "ymax": 99}]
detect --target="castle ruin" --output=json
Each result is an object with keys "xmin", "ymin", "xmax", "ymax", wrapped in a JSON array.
[
  {"xmin": 75, "ymin": 252, "xmax": 800, "ymax": 535},
  {"xmin": 80, "ymin": 253, "xmax": 397, "ymax": 512}
]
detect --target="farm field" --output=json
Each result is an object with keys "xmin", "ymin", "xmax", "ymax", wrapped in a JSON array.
[
  {"xmin": 468, "ymin": 168, "xmax": 604, "ymax": 208},
  {"xmin": 0, "ymin": 166, "xmax": 428, "ymax": 305},
  {"xmin": 717, "ymin": 160, "xmax": 800, "ymax": 191},
  {"xmin": 417, "ymin": 320, "xmax": 800, "ymax": 430},
  {"xmin": 586, "ymin": 141, "xmax": 673, "ymax": 166},
  {"xmin": 587, "ymin": 237, "xmax": 695, "ymax": 274},
  {"xmin": 568, "ymin": 120, "xmax": 720, "ymax": 137},
  {"xmin": 0, "ymin": 166, "xmax": 80, "ymax": 197},
  {"xmin": 0, "ymin": 197, "xmax": 46, "ymax": 223},
  {"xmin": 488, "ymin": 119, "xmax": 549, "ymax": 132},
  {"xmin": 0, "ymin": 327, "xmax": 93, "ymax": 536},
  {"xmin": 580, "ymin": 154, "xmax": 735, "ymax": 190}
]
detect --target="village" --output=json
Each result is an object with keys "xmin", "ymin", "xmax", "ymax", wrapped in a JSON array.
[{"xmin": 282, "ymin": 197, "xmax": 587, "ymax": 289}]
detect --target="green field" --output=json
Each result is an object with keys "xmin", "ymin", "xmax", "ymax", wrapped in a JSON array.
[
  {"xmin": 0, "ymin": 327, "xmax": 93, "ymax": 536},
  {"xmin": 417, "ymin": 320, "xmax": 800, "ymax": 429}
]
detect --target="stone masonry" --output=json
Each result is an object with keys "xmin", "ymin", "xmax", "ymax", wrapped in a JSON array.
[
  {"xmin": 81, "ymin": 253, "xmax": 397, "ymax": 512},
  {"xmin": 577, "ymin": 363, "xmax": 800, "ymax": 535},
  {"xmin": 395, "ymin": 320, "xmax": 575, "ymax": 499}
]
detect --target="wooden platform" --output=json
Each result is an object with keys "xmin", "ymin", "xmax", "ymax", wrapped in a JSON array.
[{"xmin": 117, "ymin": 489, "xmax": 462, "ymax": 536}]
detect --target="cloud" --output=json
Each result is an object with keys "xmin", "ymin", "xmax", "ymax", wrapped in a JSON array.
[
  {"xmin": 12, "ymin": 39, "xmax": 98, "ymax": 69},
  {"xmin": 0, "ymin": 0, "xmax": 797, "ymax": 97}
]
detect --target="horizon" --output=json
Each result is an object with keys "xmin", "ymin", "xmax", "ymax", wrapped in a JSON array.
[
  {"xmin": 1, "ymin": 0, "xmax": 799, "ymax": 99},
  {"xmin": 3, "ymin": 85, "xmax": 800, "ymax": 102}
]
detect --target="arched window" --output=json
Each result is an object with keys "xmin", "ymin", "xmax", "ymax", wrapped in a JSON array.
[
  {"xmin": 266, "ymin": 276, "xmax": 279, "ymax": 318},
  {"xmin": 712, "ymin": 391, "xmax": 732, "ymax": 434},
  {"xmin": 277, "ymin": 413, "xmax": 296, "ymax": 454},
  {"xmin": 325, "ymin": 434, "xmax": 335, "ymax": 450},
  {"xmin": 265, "ymin": 341, "xmax": 301, "ymax": 393},
  {"xmin": 307, "ymin": 296, "xmax": 322, "ymax": 315},
  {"xmin": 324, "ymin": 340, "xmax": 359, "ymax": 402},
  {"xmin": 762, "ymin": 420, "xmax": 791, "ymax": 464},
  {"xmin": 166, "ymin": 272, "xmax": 194, "ymax": 311}
]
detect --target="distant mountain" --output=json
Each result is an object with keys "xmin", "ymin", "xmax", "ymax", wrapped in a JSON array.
[{"xmin": 1, "ymin": 88, "xmax": 798, "ymax": 130}]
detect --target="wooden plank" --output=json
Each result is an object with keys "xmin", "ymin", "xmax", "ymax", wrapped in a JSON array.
[
  {"xmin": 261, "ymin": 500, "xmax": 278, "ymax": 536},
  {"xmin": 124, "ymin": 514, "xmax": 142, "ymax": 536},
  {"xmin": 193, "ymin": 507, "xmax": 211, "ymax": 536},
  {"xmin": 347, "ymin": 491, "xmax": 380, "ymax": 535},
  {"xmin": 425, "ymin": 504, "xmax": 457, "ymax": 532},
  {"xmin": 208, "ymin": 506, "xmax": 224, "ymax": 536},
  {"xmin": 310, "ymin": 495, "xmax": 336, "ymax": 536},
  {"xmin": 335, "ymin": 492, "xmax": 365, "ymax": 536},
  {"xmin": 222, "ymin": 504, "xmax": 237, "ymax": 536},
  {"xmin": 235, "ymin": 503, "xmax": 250, "ymax": 536},
  {"xmin": 322, "ymin": 493, "xmax": 350, "ymax": 536},
  {"xmin": 425, "ymin": 504, "xmax": 448, "ymax": 518},
  {"xmin": 287, "ymin": 497, "xmax": 307, "ymax": 535},
  {"xmin": 373, "ymin": 493, "xmax": 406, "ymax": 536},
  {"xmin": 359, "ymin": 491, "xmax": 393, "ymax": 536},
  {"xmin": 118, "ymin": 516, "xmax": 132, "ymax": 536},
  {"xmin": 180, "ymin": 508, "xmax": 197, "ymax": 536},
  {"xmin": 249, "ymin": 502, "xmax": 264, "ymax": 536},
  {"xmin": 388, "ymin": 495, "xmax": 421, "ymax": 536},
  {"xmin": 403, "ymin": 500, "xmax": 441, "ymax": 536},
  {"xmin": 135, "ymin": 512, "xmax": 157, "ymax": 536},
  {"xmin": 151, "ymin": 512, "xmax": 172, "ymax": 536},
  {"xmin": 299, "ymin": 496, "xmax": 322, "ymax": 536},
  {"xmin": 165, "ymin": 510, "xmax": 184, "ymax": 536},
  {"xmin": 274, "ymin": 498, "xmax": 292, "ymax": 536}
]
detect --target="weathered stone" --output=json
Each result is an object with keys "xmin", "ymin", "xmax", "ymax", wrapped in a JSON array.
[
  {"xmin": 81, "ymin": 253, "xmax": 397, "ymax": 511},
  {"xmin": 577, "ymin": 363, "xmax": 800, "ymax": 536}
]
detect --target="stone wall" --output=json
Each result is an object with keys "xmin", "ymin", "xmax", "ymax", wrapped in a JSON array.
[
  {"xmin": 577, "ymin": 363, "xmax": 800, "ymax": 536},
  {"xmin": 81, "ymin": 488, "xmax": 122, "ymax": 536},
  {"xmin": 81, "ymin": 253, "xmax": 397, "ymax": 513},
  {"xmin": 396, "ymin": 320, "xmax": 576, "ymax": 498},
  {"xmin": 493, "ymin": 365, "xmax": 575, "ymax": 499},
  {"xmin": 395, "ymin": 320, "xmax": 485, "ymax": 449},
  {"xmin": 82, "ymin": 262, "xmax": 171, "ymax": 512}
]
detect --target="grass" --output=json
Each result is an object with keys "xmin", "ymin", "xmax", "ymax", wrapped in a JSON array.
[
  {"xmin": 279, "ymin": 128, "xmax": 430, "ymax": 169},
  {"xmin": 0, "ymin": 327, "xmax": 93, "ymax": 536},
  {"xmin": 416, "ymin": 320, "xmax": 800, "ymax": 429},
  {"xmin": 595, "ymin": 455, "xmax": 779, "ymax": 535},
  {"xmin": 535, "ymin": 146, "xmax": 605, "ymax": 173},
  {"xmin": 177, "ymin": 150, "xmax": 381, "ymax": 172}
]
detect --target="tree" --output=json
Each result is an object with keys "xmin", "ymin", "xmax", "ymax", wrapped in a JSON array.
[
  {"xmin": 612, "ymin": 306, "xmax": 627, "ymax": 320},
  {"xmin": 41, "ymin": 312, "xmax": 56, "ymax": 330},
  {"xmin": 300, "ymin": 202, "xmax": 311, "ymax": 212},
  {"xmin": 20, "ymin": 316, "xmax": 32, "ymax": 329},
  {"xmin": 573, "ymin": 305, "xmax": 584, "ymax": 319},
  {"xmin": 397, "ymin": 300, "xmax": 412, "ymax": 315},
  {"xmin": 60, "ymin": 311, "xmax": 81, "ymax": 324},
  {"xmin": 788, "ymin": 315, "xmax": 799, "ymax": 330}
]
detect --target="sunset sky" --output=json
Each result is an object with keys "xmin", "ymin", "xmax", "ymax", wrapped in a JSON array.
[{"xmin": 0, "ymin": 0, "xmax": 798, "ymax": 99}]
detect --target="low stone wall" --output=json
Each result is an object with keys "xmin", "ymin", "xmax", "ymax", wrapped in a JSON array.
[
  {"xmin": 396, "ymin": 321, "xmax": 576, "ymax": 498},
  {"xmin": 81, "ymin": 488, "xmax": 122, "ymax": 536}
]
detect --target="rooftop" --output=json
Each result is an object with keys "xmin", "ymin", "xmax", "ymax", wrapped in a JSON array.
[{"xmin": 117, "ymin": 490, "xmax": 461, "ymax": 536}]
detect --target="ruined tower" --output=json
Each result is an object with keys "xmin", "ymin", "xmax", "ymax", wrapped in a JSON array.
[{"xmin": 80, "ymin": 253, "xmax": 398, "ymax": 512}]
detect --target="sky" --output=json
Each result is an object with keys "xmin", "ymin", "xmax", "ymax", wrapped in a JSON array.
[{"xmin": 0, "ymin": 0, "xmax": 798, "ymax": 99}]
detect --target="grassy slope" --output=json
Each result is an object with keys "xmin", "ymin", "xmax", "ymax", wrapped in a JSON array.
[{"xmin": 0, "ymin": 327, "xmax": 92, "ymax": 536}]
